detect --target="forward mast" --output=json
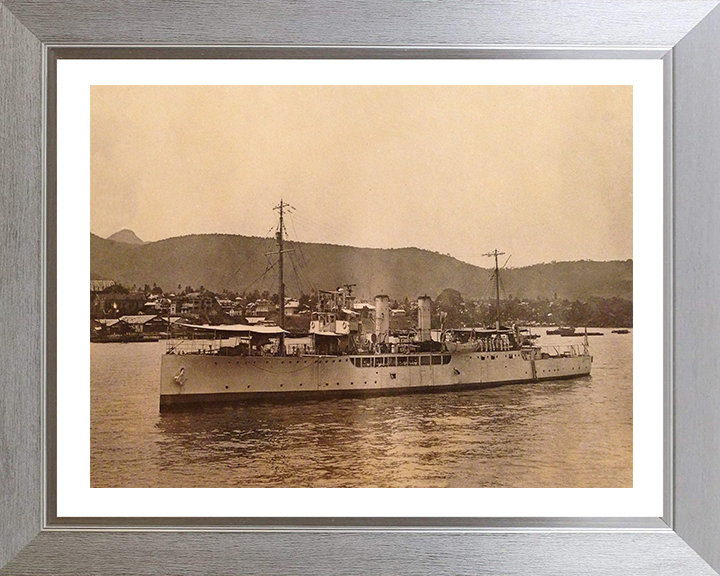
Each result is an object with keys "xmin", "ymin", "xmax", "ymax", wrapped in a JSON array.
[{"xmin": 270, "ymin": 200, "xmax": 294, "ymax": 354}]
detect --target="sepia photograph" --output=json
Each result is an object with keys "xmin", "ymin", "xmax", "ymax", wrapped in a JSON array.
[{"xmin": 89, "ymin": 83, "xmax": 633, "ymax": 490}]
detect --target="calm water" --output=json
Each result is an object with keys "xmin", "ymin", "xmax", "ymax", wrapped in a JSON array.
[{"xmin": 91, "ymin": 331, "xmax": 632, "ymax": 487}]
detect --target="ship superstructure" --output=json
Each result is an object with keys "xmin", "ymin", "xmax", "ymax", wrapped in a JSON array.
[{"xmin": 159, "ymin": 204, "xmax": 592, "ymax": 409}]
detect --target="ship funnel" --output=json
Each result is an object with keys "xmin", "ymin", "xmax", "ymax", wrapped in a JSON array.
[
  {"xmin": 417, "ymin": 296, "xmax": 432, "ymax": 341},
  {"xmin": 374, "ymin": 295, "xmax": 390, "ymax": 344}
]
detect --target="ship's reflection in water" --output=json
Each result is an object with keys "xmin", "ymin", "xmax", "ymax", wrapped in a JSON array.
[{"xmin": 91, "ymin": 332, "xmax": 632, "ymax": 488}]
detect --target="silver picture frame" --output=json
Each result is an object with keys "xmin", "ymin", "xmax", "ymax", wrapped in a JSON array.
[{"xmin": 2, "ymin": 1, "xmax": 720, "ymax": 574}]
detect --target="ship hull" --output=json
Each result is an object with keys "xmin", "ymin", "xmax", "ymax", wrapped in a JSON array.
[{"xmin": 160, "ymin": 351, "xmax": 592, "ymax": 409}]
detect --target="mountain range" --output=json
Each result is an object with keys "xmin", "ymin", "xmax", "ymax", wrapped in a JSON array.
[{"xmin": 91, "ymin": 232, "xmax": 632, "ymax": 302}]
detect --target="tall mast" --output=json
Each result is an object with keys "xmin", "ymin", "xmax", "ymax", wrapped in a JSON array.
[
  {"xmin": 274, "ymin": 200, "xmax": 287, "ymax": 330},
  {"xmin": 483, "ymin": 249, "xmax": 505, "ymax": 331},
  {"xmin": 272, "ymin": 200, "xmax": 295, "ymax": 355}
]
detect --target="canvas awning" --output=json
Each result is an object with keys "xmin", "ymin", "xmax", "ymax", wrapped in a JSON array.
[
  {"xmin": 176, "ymin": 322, "xmax": 287, "ymax": 336},
  {"xmin": 119, "ymin": 314, "xmax": 158, "ymax": 325}
]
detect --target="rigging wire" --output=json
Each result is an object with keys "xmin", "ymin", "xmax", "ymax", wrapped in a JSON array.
[
  {"xmin": 230, "ymin": 232, "xmax": 275, "ymax": 278},
  {"xmin": 287, "ymin": 213, "xmax": 310, "ymax": 267},
  {"xmin": 288, "ymin": 253, "xmax": 308, "ymax": 296},
  {"xmin": 479, "ymin": 271, "xmax": 496, "ymax": 301},
  {"xmin": 253, "ymin": 223, "xmax": 284, "ymax": 297},
  {"xmin": 290, "ymin": 212, "xmax": 349, "ymax": 241},
  {"xmin": 286, "ymin": 212, "xmax": 318, "ymax": 293},
  {"xmin": 239, "ymin": 260, "xmax": 278, "ymax": 296},
  {"xmin": 479, "ymin": 253, "xmax": 512, "ymax": 301},
  {"xmin": 291, "ymin": 251, "xmax": 317, "ymax": 294},
  {"xmin": 226, "ymin": 224, "xmax": 279, "ymax": 293}
]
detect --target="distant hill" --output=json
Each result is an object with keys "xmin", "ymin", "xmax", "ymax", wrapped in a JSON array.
[
  {"xmin": 107, "ymin": 229, "xmax": 144, "ymax": 245},
  {"xmin": 90, "ymin": 233, "xmax": 632, "ymax": 302}
]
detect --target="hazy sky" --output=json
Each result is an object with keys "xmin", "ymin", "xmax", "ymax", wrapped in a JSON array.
[{"xmin": 91, "ymin": 85, "xmax": 632, "ymax": 267}]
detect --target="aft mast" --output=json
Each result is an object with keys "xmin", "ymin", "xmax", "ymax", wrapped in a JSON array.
[{"xmin": 483, "ymin": 249, "xmax": 505, "ymax": 331}]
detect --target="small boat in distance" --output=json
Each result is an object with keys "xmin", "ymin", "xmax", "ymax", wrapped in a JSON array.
[
  {"xmin": 612, "ymin": 329, "xmax": 631, "ymax": 334},
  {"xmin": 547, "ymin": 326, "xmax": 604, "ymax": 337},
  {"xmin": 560, "ymin": 331, "xmax": 604, "ymax": 337},
  {"xmin": 159, "ymin": 203, "xmax": 593, "ymax": 410},
  {"xmin": 546, "ymin": 326, "xmax": 577, "ymax": 336},
  {"xmin": 92, "ymin": 333, "xmax": 161, "ymax": 343}
]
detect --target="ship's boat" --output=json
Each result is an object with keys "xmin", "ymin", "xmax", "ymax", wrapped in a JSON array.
[
  {"xmin": 159, "ymin": 203, "xmax": 592, "ymax": 410},
  {"xmin": 441, "ymin": 327, "xmax": 518, "ymax": 354},
  {"xmin": 442, "ymin": 340, "xmax": 481, "ymax": 354}
]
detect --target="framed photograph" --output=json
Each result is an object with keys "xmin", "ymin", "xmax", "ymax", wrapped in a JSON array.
[
  {"xmin": 2, "ymin": 1, "xmax": 720, "ymax": 575},
  {"xmin": 65, "ymin": 62, "xmax": 658, "ymax": 520}
]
